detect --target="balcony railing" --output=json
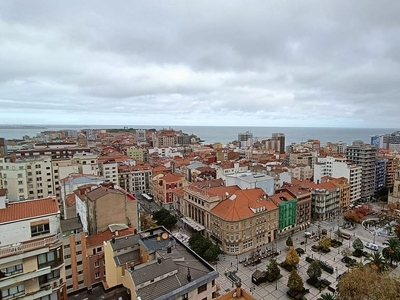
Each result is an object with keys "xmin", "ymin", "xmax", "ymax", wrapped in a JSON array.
[{"xmin": 0, "ymin": 235, "xmax": 61, "ymax": 259}]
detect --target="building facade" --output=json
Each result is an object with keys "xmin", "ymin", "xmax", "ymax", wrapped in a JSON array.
[{"xmin": 0, "ymin": 197, "xmax": 66, "ymax": 300}]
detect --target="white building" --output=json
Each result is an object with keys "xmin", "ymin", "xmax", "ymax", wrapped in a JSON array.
[
  {"xmin": 225, "ymin": 172, "xmax": 275, "ymax": 196},
  {"xmin": 0, "ymin": 197, "xmax": 66, "ymax": 299},
  {"xmin": 314, "ymin": 155, "xmax": 362, "ymax": 204}
]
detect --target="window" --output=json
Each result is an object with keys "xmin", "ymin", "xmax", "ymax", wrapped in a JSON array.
[
  {"xmin": 1, "ymin": 264, "xmax": 23, "ymax": 276},
  {"xmin": 31, "ymin": 222, "xmax": 50, "ymax": 237},
  {"xmin": 40, "ymin": 292, "xmax": 58, "ymax": 300},
  {"xmin": 95, "ymin": 272, "xmax": 100, "ymax": 279},
  {"xmin": 39, "ymin": 269, "xmax": 60, "ymax": 285},
  {"xmin": 94, "ymin": 261, "xmax": 100, "ymax": 268},
  {"xmin": 198, "ymin": 283, "xmax": 207, "ymax": 294},
  {"xmin": 38, "ymin": 249, "xmax": 62, "ymax": 269},
  {"xmin": 18, "ymin": 189, "xmax": 24, "ymax": 193},
  {"xmin": 17, "ymin": 173, "xmax": 23, "ymax": 178},
  {"xmin": 2, "ymin": 284, "xmax": 25, "ymax": 299}
]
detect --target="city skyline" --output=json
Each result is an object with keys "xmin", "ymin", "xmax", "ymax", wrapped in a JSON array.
[{"xmin": 1, "ymin": 1, "xmax": 400, "ymax": 128}]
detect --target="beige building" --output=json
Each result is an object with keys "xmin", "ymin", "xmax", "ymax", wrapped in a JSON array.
[
  {"xmin": 210, "ymin": 188, "xmax": 279, "ymax": 255},
  {"xmin": 118, "ymin": 164, "xmax": 152, "ymax": 196},
  {"xmin": 75, "ymin": 183, "xmax": 139, "ymax": 236}
]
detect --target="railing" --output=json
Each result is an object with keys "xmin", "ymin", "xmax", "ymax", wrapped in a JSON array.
[{"xmin": 0, "ymin": 235, "xmax": 61, "ymax": 259}]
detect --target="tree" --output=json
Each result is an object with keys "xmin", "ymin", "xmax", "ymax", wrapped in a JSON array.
[
  {"xmin": 307, "ymin": 260, "xmax": 322, "ymax": 280},
  {"xmin": 341, "ymin": 247, "xmax": 352, "ymax": 257},
  {"xmin": 188, "ymin": 233, "xmax": 221, "ymax": 262},
  {"xmin": 285, "ymin": 247, "xmax": 300, "ymax": 267},
  {"xmin": 352, "ymin": 238, "xmax": 364, "ymax": 252},
  {"xmin": 319, "ymin": 236, "xmax": 331, "ymax": 251},
  {"xmin": 140, "ymin": 212, "xmax": 157, "ymax": 230},
  {"xmin": 365, "ymin": 252, "xmax": 386, "ymax": 272},
  {"xmin": 382, "ymin": 237, "xmax": 400, "ymax": 265},
  {"xmin": 286, "ymin": 236, "xmax": 293, "ymax": 248},
  {"xmin": 152, "ymin": 208, "xmax": 170, "ymax": 223},
  {"xmin": 287, "ymin": 269, "xmax": 304, "ymax": 293},
  {"xmin": 318, "ymin": 293, "xmax": 335, "ymax": 300},
  {"xmin": 266, "ymin": 259, "xmax": 281, "ymax": 280},
  {"xmin": 152, "ymin": 208, "xmax": 177, "ymax": 230},
  {"xmin": 336, "ymin": 266, "xmax": 400, "ymax": 300}
]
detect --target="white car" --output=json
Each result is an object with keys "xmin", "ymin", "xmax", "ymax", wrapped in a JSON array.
[{"xmin": 365, "ymin": 242, "xmax": 379, "ymax": 251}]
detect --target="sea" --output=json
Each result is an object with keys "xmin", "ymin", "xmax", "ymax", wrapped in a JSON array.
[{"xmin": 0, "ymin": 125, "xmax": 398, "ymax": 146}]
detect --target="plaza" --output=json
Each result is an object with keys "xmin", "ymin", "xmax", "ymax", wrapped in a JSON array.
[{"xmin": 213, "ymin": 214, "xmax": 392, "ymax": 300}]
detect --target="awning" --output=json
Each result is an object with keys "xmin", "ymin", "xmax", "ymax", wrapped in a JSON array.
[{"xmin": 181, "ymin": 217, "xmax": 205, "ymax": 231}]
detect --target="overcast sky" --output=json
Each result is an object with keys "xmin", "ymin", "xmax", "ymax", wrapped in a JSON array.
[{"xmin": 1, "ymin": 1, "xmax": 399, "ymax": 128}]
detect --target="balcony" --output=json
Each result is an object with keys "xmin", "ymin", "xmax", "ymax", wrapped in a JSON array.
[
  {"xmin": 0, "ymin": 266, "xmax": 51, "ymax": 288},
  {"xmin": 0, "ymin": 235, "xmax": 61, "ymax": 259}
]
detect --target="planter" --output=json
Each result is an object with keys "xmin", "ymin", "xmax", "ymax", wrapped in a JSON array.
[{"xmin": 280, "ymin": 261, "xmax": 297, "ymax": 272}]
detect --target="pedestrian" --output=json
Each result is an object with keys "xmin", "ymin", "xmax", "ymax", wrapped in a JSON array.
[{"xmin": 231, "ymin": 262, "xmax": 233, "ymax": 267}]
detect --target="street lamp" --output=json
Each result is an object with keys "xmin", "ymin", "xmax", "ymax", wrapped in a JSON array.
[
  {"xmin": 329, "ymin": 229, "xmax": 332, "ymax": 240},
  {"xmin": 373, "ymin": 232, "xmax": 376, "ymax": 244}
]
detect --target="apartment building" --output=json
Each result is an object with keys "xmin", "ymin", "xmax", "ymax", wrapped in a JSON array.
[
  {"xmin": 0, "ymin": 197, "xmax": 66, "ymax": 299},
  {"xmin": 346, "ymin": 143, "xmax": 376, "ymax": 201},
  {"xmin": 388, "ymin": 164, "xmax": 400, "ymax": 204},
  {"xmin": 210, "ymin": 188, "xmax": 279, "ymax": 255},
  {"xmin": 269, "ymin": 191, "xmax": 297, "ymax": 234},
  {"xmin": 314, "ymin": 155, "xmax": 362, "ymax": 204},
  {"xmin": 99, "ymin": 158, "xmax": 119, "ymax": 185},
  {"xmin": 151, "ymin": 173, "xmax": 185, "ymax": 210},
  {"xmin": 85, "ymin": 226, "xmax": 135, "ymax": 291},
  {"xmin": 296, "ymin": 180, "xmax": 340, "ymax": 221},
  {"xmin": 277, "ymin": 183, "xmax": 312, "ymax": 230},
  {"xmin": 152, "ymin": 129, "xmax": 177, "ymax": 148},
  {"xmin": 60, "ymin": 217, "xmax": 88, "ymax": 294},
  {"xmin": 214, "ymin": 161, "xmax": 249, "ymax": 181},
  {"xmin": 327, "ymin": 177, "xmax": 350, "ymax": 213},
  {"xmin": 103, "ymin": 226, "xmax": 219, "ymax": 300},
  {"xmin": 287, "ymin": 164, "xmax": 313, "ymax": 181},
  {"xmin": 75, "ymin": 183, "xmax": 139, "ymax": 236},
  {"xmin": 225, "ymin": 172, "xmax": 275, "ymax": 196},
  {"xmin": 59, "ymin": 174, "xmax": 105, "ymax": 219},
  {"xmin": 12, "ymin": 145, "xmax": 90, "ymax": 160},
  {"xmin": 118, "ymin": 164, "xmax": 152, "ymax": 196},
  {"xmin": 0, "ymin": 156, "xmax": 55, "ymax": 202},
  {"xmin": 126, "ymin": 147, "xmax": 148, "ymax": 163}
]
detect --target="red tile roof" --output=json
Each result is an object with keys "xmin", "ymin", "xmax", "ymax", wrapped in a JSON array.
[
  {"xmin": 0, "ymin": 197, "xmax": 59, "ymax": 223},
  {"xmin": 211, "ymin": 188, "xmax": 277, "ymax": 221},
  {"xmin": 86, "ymin": 227, "xmax": 135, "ymax": 248}
]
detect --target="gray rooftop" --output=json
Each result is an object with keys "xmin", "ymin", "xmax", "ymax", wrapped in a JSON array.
[
  {"xmin": 139, "ymin": 234, "xmax": 176, "ymax": 253},
  {"xmin": 130, "ymin": 257, "xmax": 177, "ymax": 285},
  {"xmin": 111, "ymin": 234, "xmax": 140, "ymax": 251},
  {"xmin": 60, "ymin": 217, "xmax": 83, "ymax": 233},
  {"xmin": 114, "ymin": 249, "xmax": 141, "ymax": 266}
]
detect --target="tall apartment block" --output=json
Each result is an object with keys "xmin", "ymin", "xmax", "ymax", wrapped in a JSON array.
[
  {"xmin": 238, "ymin": 131, "xmax": 253, "ymax": 149},
  {"xmin": 272, "ymin": 133, "xmax": 285, "ymax": 154},
  {"xmin": 135, "ymin": 129, "xmax": 146, "ymax": 144},
  {"xmin": 0, "ymin": 197, "xmax": 66, "ymax": 299},
  {"xmin": 346, "ymin": 143, "xmax": 376, "ymax": 201},
  {"xmin": 0, "ymin": 138, "xmax": 6, "ymax": 157}
]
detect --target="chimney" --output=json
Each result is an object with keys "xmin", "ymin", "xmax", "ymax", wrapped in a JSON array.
[
  {"xmin": 112, "ymin": 236, "xmax": 116, "ymax": 244},
  {"xmin": 115, "ymin": 230, "xmax": 119, "ymax": 236},
  {"xmin": 186, "ymin": 267, "xmax": 191, "ymax": 282},
  {"xmin": 157, "ymin": 257, "xmax": 162, "ymax": 264},
  {"xmin": 167, "ymin": 246, "xmax": 172, "ymax": 254}
]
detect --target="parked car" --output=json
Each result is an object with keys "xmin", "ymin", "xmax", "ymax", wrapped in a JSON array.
[{"xmin": 365, "ymin": 242, "xmax": 379, "ymax": 251}]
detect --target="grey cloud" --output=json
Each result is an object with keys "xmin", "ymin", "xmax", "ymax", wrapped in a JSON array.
[{"xmin": 1, "ymin": 1, "xmax": 400, "ymax": 127}]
